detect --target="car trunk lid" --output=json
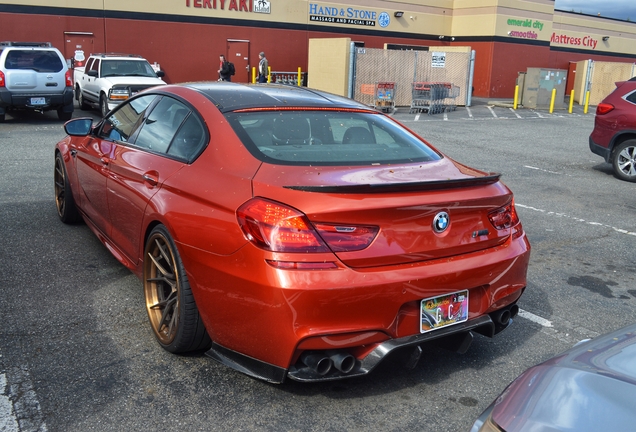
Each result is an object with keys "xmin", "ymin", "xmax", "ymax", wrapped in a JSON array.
[{"xmin": 251, "ymin": 159, "xmax": 514, "ymax": 268}]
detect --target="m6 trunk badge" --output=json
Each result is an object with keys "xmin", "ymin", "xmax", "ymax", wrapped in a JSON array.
[{"xmin": 433, "ymin": 212, "xmax": 449, "ymax": 233}]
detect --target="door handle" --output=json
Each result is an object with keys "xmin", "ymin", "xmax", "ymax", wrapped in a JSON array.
[
  {"xmin": 70, "ymin": 149, "xmax": 77, "ymax": 157},
  {"xmin": 143, "ymin": 173, "xmax": 158, "ymax": 186},
  {"xmin": 100, "ymin": 157, "xmax": 109, "ymax": 165}
]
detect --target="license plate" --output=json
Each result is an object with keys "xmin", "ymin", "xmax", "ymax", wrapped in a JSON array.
[
  {"xmin": 421, "ymin": 290, "xmax": 469, "ymax": 333},
  {"xmin": 30, "ymin": 97, "xmax": 46, "ymax": 105}
]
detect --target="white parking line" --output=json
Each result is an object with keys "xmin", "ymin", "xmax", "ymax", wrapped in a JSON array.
[
  {"xmin": 487, "ymin": 106, "xmax": 498, "ymax": 118},
  {"xmin": 518, "ymin": 309, "xmax": 553, "ymax": 327},
  {"xmin": 516, "ymin": 203, "xmax": 636, "ymax": 237},
  {"xmin": 0, "ymin": 362, "xmax": 48, "ymax": 432},
  {"xmin": 443, "ymin": 112, "xmax": 448, "ymax": 121},
  {"xmin": 414, "ymin": 112, "xmax": 421, "ymax": 121},
  {"xmin": 1, "ymin": 373, "xmax": 19, "ymax": 432},
  {"xmin": 524, "ymin": 165, "xmax": 564, "ymax": 175},
  {"xmin": 466, "ymin": 107, "xmax": 473, "ymax": 118},
  {"xmin": 509, "ymin": 107, "xmax": 522, "ymax": 119}
]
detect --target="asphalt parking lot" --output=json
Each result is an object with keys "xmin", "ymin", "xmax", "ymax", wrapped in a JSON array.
[{"xmin": 1, "ymin": 99, "xmax": 635, "ymax": 432}]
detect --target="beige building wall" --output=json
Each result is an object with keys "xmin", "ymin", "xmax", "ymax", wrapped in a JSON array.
[
  {"xmin": 8, "ymin": 0, "xmax": 636, "ymax": 48},
  {"xmin": 307, "ymin": 38, "xmax": 351, "ymax": 96},
  {"xmin": 552, "ymin": 11, "xmax": 636, "ymax": 55},
  {"xmin": 452, "ymin": 0, "xmax": 554, "ymax": 39}
]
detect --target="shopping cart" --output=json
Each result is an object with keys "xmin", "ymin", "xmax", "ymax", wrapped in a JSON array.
[
  {"xmin": 410, "ymin": 82, "xmax": 449, "ymax": 114},
  {"xmin": 443, "ymin": 85, "xmax": 461, "ymax": 112},
  {"xmin": 374, "ymin": 82, "xmax": 396, "ymax": 112}
]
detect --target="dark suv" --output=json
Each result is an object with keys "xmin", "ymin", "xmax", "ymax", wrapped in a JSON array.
[
  {"xmin": 0, "ymin": 41, "xmax": 74, "ymax": 122},
  {"xmin": 589, "ymin": 77, "xmax": 636, "ymax": 182}
]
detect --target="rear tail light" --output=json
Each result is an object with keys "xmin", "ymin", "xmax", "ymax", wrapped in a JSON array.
[
  {"xmin": 237, "ymin": 198, "xmax": 330, "ymax": 253},
  {"xmin": 313, "ymin": 223, "xmax": 378, "ymax": 252},
  {"xmin": 0, "ymin": 70, "xmax": 5, "ymax": 87},
  {"xmin": 596, "ymin": 103, "xmax": 614, "ymax": 115},
  {"xmin": 65, "ymin": 70, "xmax": 73, "ymax": 87},
  {"xmin": 488, "ymin": 200, "xmax": 523, "ymax": 238},
  {"xmin": 237, "ymin": 197, "xmax": 378, "ymax": 253}
]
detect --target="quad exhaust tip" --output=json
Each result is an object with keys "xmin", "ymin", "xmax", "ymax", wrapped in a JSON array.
[{"xmin": 300, "ymin": 350, "xmax": 356, "ymax": 376}]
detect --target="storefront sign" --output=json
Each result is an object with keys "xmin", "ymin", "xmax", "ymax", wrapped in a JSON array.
[
  {"xmin": 507, "ymin": 18, "xmax": 544, "ymax": 31},
  {"xmin": 309, "ymin": 4, "xmax": 385, "ymax": 27},
  {"xmin": 184, "ymin": 0, "xmax": 266, "ymax": 12},
  {"xmin": 550, "ymin": 33, "xmax": 598, "ymax": 49},
  {"xmin": 509, "ymin": 30, "xmax": 538, "ymax": 40}
]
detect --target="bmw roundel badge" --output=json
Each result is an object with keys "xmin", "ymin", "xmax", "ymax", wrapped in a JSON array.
[{"xmin": 433, "ymin": 211, "xmax": 450, "ymax": 233}]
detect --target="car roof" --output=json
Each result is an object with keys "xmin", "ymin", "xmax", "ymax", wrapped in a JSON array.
[
  {"xmin": 91, "ymin": 53, "xmax": 145, "ymax": 60},
  {"xmin": 183, "ymin": 82, "xmax": 373, "ymax": 113},
  {"xmin": 0, "ymin": 41, "xmax": 53, "ymax": 48}
]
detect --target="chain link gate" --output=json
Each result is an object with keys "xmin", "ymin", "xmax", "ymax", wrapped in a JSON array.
[{"xmin": 350, "ymin": 47, "xmax": 472, "ymax": 111}]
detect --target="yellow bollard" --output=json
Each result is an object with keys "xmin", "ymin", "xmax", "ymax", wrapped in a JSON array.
[
  {"xmin": 549, "ymin": 88, "xmax": 556, "ymax": 114},
  {"xmin": 568, "ymin": 89, "xmax": 574, "ymax": 113},
  {"xmin": 584, "ymin": 90, "xmax": 590, "ymax": 114},
  {"xmin": 297, "ymin": 67, "xmax": 301, "ymax": 86},
  {"xmin": 513, "ymin": 85, "xmax": 519, "ymax": 110},
  {"xmin": 267, "ymin": 66, "xmax": 271, "ymax": 83},
  {"xmin": 252, "ymin": 67, "xmax": 256, "ymax": 84}
]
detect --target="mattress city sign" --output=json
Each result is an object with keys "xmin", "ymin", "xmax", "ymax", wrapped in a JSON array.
[
  {"xmin": 506, "ymin": 18, "xmax": 544, "ymax": 40},
  {"xmin": 550, "ymin": 33, "xmax": 599, "ymax": 49},
  {"xmin": 185, "ymin": 0, "xmax": 270, "ymax": 13},
  {"xmin": 309, "ymin": 4, "xmax": 391, "ymax": 27}
]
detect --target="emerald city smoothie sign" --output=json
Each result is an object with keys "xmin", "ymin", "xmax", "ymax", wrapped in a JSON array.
[{"xmin": 309, "ymin": 3, "xmax": 390, "ymax": 27}]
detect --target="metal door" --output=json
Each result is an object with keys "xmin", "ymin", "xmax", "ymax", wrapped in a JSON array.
[
  {"xmin": 227, "ymin": 40, "xmax": 250, "ymax": 83},
  {"xmin": 63, "ymin": 32, "xmax": 94, "ymax": 71}
]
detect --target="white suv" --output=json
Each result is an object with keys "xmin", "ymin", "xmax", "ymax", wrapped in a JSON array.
[{"xmin": 0, "ymin": 41, "xmax": 74, "ymax": 122}]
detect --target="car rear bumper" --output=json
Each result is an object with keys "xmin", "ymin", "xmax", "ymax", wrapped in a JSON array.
[
  {"xmin": 589, "ymin": 136, "xmax": 611, "ymax": 162},
  {"xmin": 206, "ymin": 311, "xmax": 515, "ymax": 383},
  {"xmin": 0, "ymin": 87, "xmax": 74, "ymax": 111},
  {"xmin": 180, "ymin": 232, "xmax": 531, "ymax": 381}
]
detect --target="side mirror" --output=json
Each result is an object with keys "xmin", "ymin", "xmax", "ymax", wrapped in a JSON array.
[
  {"xmin": 87, "ymin": 69, "xmax": 98, "ymax": 77},
  {"xmin": 156, "ymin": 70, "xmax": 165, "ymax": 78},
  {"xmin": 64, "ymin": 118, "xmax": 93, "ymax": 136}
]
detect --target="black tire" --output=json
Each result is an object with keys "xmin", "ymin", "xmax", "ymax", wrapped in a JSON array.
[
  {"xmin": 54, "ymin": 152, "xmax": 82, "ymax": 224},
  {"xmin": 611, "ymin": 139, "xmax": 636, "ymax": 182},
  {"xmin": 78, "ymin": 90, "xmax": 90, "ymax": 111},
  {"xmin": 144, "ymin": 225, "xmax": 212, "ymax": 353},
  {"xmin": 57, "ymin": 106, "xmax": 73, "ymax": 121},
  {"xmin": 100, "ymin": 94, "xmax": 109, "ymax": 117}
]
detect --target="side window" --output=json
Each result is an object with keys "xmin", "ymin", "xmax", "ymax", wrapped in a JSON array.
[
  {"xmin": 133, "ymin": 97, "xmax": 192, "ymax": 154},
  {"xmin": 98, "ymin": 95, "xmax": 156, "ymax": 142},
  {"xmin": 626, "ymin": 91, "xmax": 636, "ymax": 105},
  {"xmin": 85, "ymin": 58, "xmax": 94, "ymax": 71},
  {"xmin": 168, "ymin": 114, "xmax": 206, "ymax": 161},
  {"xmin": 90, "ymin": 59, "xmax": 100, "ymax": 73}
]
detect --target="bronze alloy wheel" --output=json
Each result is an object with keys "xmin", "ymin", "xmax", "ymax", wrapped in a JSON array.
[
  {"xmin": 54, "ymin": 153, "xmax": 81, "ymax": 223},
  {"xmin": 143, "ymin": 225, "xmax": 211, "ymax": 353},
  {"xmin": 145, "ymin": 229, "xmax": 180, "ymax": 346}
]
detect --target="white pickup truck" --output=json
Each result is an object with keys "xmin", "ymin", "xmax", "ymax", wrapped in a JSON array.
[{"xmin": 74, "ymin": 53, "xmax": 165, "ymax": 116}]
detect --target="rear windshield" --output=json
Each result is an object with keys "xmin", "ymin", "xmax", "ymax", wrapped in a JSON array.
[
  {"xmin": 225, "ymin": 110, "xmax": 442, "ymax": 165},
  {"xmin": 3, "ymin": 50, "xmax": 63, "ymax": 73}
]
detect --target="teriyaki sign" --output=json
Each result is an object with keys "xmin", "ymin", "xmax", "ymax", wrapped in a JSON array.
[{"xmin": 309, "ymin": 4, "xmax": 389, "ymax": 27}]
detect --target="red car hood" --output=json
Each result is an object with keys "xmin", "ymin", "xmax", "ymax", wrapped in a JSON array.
[{"xmin": 251, "ymin": 158, "xmax": 514, "ymax": 268}]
